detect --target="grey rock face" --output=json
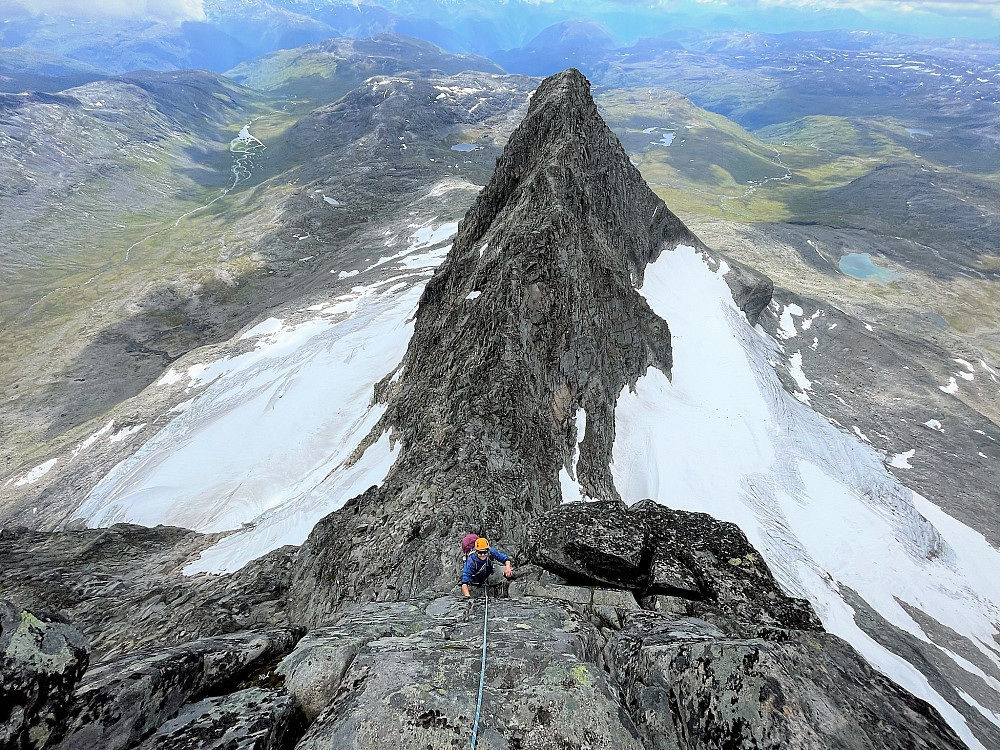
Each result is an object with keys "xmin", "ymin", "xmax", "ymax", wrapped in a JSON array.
[
  {"xmin": 0, "ymin": 601, "xmax": 89, "ymax": 750},
  {"xmin": 289, "ymin": 596, "xmax": 641, "ymax": 750},
  {"xmin": 135, "ymin": 687, "xmax": 304, "ymax": 750},
  {"xmin": 55, "ymin": 627, "xmax": 302, "ymax": 750},
  {"xmin": 612, "ymin": 613, "xmax": 966, "ymax": 750},
  {"xmin": 526, "ymin": 500, "xmax": 650, "ymax": 588},
  {"xmin": 0, "ymin": 524, "xmax": 294, "ymax": 662}
]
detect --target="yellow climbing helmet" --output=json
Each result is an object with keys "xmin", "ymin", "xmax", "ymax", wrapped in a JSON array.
[{"xmin": 474, "ymin": 537, "xmax": 490, "ymax": 552}]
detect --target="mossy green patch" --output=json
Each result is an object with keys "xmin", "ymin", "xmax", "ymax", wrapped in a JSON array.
[{"xmin": 570, "ymin": 664, "xmax": 592, "ymax": 687}]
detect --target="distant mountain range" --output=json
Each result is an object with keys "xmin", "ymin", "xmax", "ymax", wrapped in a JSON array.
[{"xmin": 4, "ymin": 0, "xmax": 1000, "ymax": 86}]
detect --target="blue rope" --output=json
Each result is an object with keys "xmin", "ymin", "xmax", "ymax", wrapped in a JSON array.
[{"xmin": 470, "ymin": 585, "xmax": 489, "ymax": 750}]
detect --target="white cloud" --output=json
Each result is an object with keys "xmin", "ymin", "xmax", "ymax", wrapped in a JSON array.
[
  {"xmin": 609, "ymin": 0, "xmax": 1000, "ymax": 18},
  {"xmin": 704, "ymin": 0, "xmax": 1000, "ymax": 15},
  {"xmin": 9, "ymin": 0, "xmax": 205, "ymax": 21}
]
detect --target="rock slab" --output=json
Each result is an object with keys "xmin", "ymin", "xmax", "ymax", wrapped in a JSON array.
[{"xmin": 55, "ymin": 627, "xmax": 302, "ymax": 750}]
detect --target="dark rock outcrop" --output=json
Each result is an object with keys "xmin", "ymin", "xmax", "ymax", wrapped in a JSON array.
[
  {"xmin": 55, "ymin": 627, "xmax": 302, "ymax": 750},
  {"xmin": 289, "ymin": 67, "xmax": 705, "ymax": 620},
  {"xmin": 526, "ymin": 499, "xmax": 821, "ymax": 631},
  {"xmin": 0, "ymin": 524, "xmax": 293, "ymax": 661},
  {"xmin": 613, "ymin": 613, "xmax": 965, "ymax": 750},
  {"xmin": 134, "ymin": 687, "xmax": 305, "ymax": 750},
  {"xmin": 1, "ymin": 602, "xmax": 89, "ymax": 750},
  {"xmin": 516, "ymin": 501, "xmax": 964, "ymax": 750}
]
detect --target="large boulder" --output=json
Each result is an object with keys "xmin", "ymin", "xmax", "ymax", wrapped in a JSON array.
[
  {"xmin": 0, "ymin": 601, "xmax": 89, "ymax": 750},
  {"xmin": 630, "ymin": 499, "xmax": 821, "ymax": 630},
  {"xmin": 524, "ymin": 500, "xmax": 649, "ymax": 587},
  {"xmin": 55, "ymin": 627, "xmax": 302, "ymax": 750},
  {"xmin": 525, "ymin": 499, "xmax": 821, "ymax": 631}
]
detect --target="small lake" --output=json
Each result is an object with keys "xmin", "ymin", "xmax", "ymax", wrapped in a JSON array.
[
  {"xmin": 905, "ymin": 128, "xmax": 933, "ymax": 137},
  {"xmin": 451, "ymin": 143, "xmax": 478, "ymax": 152},
  {"xmin": 642, "ymin": 127, "xmax": 675, "ymax": 146},
  {"xmin": 839, "ymin": 253, "xmax": 900, "ymax": 283}
]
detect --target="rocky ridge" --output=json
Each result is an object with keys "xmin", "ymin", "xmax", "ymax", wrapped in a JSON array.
[
  {"xmin": 0, "ymin": 69, "xmax": 971, "ymax": 749},
  {"xmin": 286, "ymin": 68, "xmax": 771, "ymax": 621}
]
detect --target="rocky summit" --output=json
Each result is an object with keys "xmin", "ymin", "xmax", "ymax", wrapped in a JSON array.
[{"xmin": 0, "ymin": 69, "xmax": 969, "ymax": 750}]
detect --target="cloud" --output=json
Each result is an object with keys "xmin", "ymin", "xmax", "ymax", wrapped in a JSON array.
[
  {"xmin": 747, "ymin": 0, "xmax": 997, "ymax": 14},
  {"xmin": 599, "ymin": 0, "xmax": 1000, "ymax": 14},
  {"xmin": 6, "ymin": 0, "xmax": 205, "ymax": 21}
]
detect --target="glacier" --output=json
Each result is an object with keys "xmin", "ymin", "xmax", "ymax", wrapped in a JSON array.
[
  {"xmin": 612, "ymin": 244, "xmax": 1000, "ymax": 750},
  {"xmin": 73, "ymin": 224, "xmax": 455, "ymax": 574}
]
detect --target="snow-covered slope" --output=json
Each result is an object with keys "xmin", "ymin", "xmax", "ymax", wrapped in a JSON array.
[
  {"xmin": 73, "ymin": 222, "xmax": 456, "ymax": 573},
  {"xmin": 611, "ymin": 244, "xmax": 1000, "ymax": 750}
]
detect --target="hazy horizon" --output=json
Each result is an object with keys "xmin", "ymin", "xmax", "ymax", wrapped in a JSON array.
[{"xmin": 3, "ymin": 0, "xmax": 1000, "ymax": 41}]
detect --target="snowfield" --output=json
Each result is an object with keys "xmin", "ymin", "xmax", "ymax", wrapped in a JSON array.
[
  {"xmin": 612, "ymin": 245, "xmax": 1000, "ymax": 750},
  {"xmin": 74, "ymin": 223, "xmax": 455, "ymax": 574}
]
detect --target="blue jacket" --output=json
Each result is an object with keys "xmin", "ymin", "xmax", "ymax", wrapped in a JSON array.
[{"xmin": 462, "ymin": 547, "xmax": 510, "ymax": 585}]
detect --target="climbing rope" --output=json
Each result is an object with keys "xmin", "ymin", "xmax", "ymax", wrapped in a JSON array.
[{"xmin": 470, "ymin": 585, "xmax": 489, "ymax": 750}]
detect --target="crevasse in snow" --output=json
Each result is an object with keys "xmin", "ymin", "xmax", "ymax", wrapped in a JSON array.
[{"xmin": 611, "ymin": 245, "xmax": 1000, "ymax": 750}]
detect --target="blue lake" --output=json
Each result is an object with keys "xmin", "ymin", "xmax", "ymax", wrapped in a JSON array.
[
  {"xmin": 839, "ymin": 253, "xmax": 900, "ymax": 283},
  {"xmin": 451, "ymin": 143, "xmax": 478, "ymax": 152}
]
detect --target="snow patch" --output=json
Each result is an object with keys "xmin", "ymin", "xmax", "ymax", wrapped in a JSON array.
[
  {"xmin": 185, "ymin": 429, "xmax": 400, "ymax": 575},
  {"xmin": 71, "ymin": 420, "xmax": 116, "ymax": 460},
  {"xmin": 954, "ymin": 358, "xmax": 974, "ymax": 372},
  {"xmin": 74, "ymin": 272, "xmax": 432, "ymax": 574},
  {"xmin": 889, "ymin": 449, "xmax": 915, "ymax": 469},
  {"xmin": 240, "ymin": 317, "xmax": 284, "ymax": 340},
  {"xmin": 777, "ymin": 303, "xmax": 803, "ymax": 339},
  {"xmin": 466, "ymin": 291, "xmax": 482, "ymax": 300},
  {"xmin": 15, "ymin": 459, "xmax": 58, "ymax": 486},
  {"xmin": 158, "ymin": 369, "xmax": 184, "ymax": 386},
  {"xmin": 110, "ymin": 424, "xmax": 146, "ymax": 443},
  {"xmin": 559, "ymin": 408, "xmax": 588, "ymax": 503},
  {"xmin": 924, "ymin": 419, "xmax": 944, "ymax": 432},
  {"xmin": 940, "ymin": 377, "xmax": 959, "ymax": 394},
  {"xmin": 788, "ymin": 350, "xmax": 812, "ymax": 393}
]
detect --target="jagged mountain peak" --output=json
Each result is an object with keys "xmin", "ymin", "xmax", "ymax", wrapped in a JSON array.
[{"xmin": 452, "ymin": 67, "xmax": 699, "ymax": 284}]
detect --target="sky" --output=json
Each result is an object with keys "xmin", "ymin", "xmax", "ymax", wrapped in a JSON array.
[
  {"xmin": 2, "ymin": 0, "xmax": 205, "ymax": 21},
  {"xmin": 4, "ymin": 0, "xmax": 1000, "ymax": 38}
]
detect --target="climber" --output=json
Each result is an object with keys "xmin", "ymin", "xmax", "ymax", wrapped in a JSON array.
[{"xmin": 461, "ymin": 537, "xmax": 514, "ymax": 597}]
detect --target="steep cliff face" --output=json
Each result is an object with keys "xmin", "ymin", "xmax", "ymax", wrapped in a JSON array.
[{"xmin": 288, "ymin": 69, "xmax": 769, "ymax": 616}]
